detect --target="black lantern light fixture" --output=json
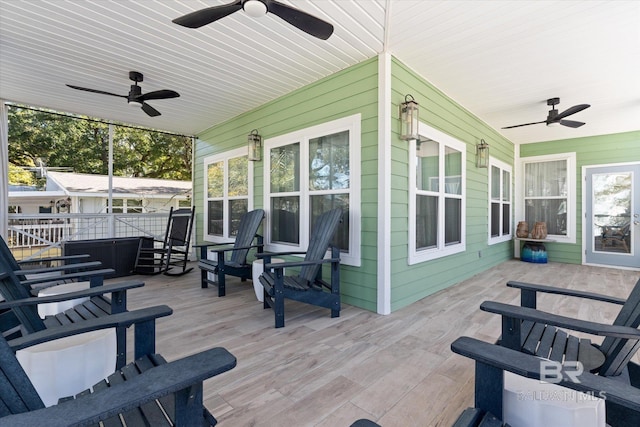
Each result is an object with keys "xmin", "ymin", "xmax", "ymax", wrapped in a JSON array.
[
  {"xmin": 248, "ymin": 129, "xmax": 262, "ymax": 161},
  {"xmin": 399, "ymin": 94, "xmax": 419, "ymax": 141},
  {"xmin": 476, "ymin": 139, "xmax": 490, "ymax": 168}
]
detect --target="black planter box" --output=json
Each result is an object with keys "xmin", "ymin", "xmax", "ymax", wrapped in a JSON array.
[{"xmin": 62, "ymin": 237, "xmax": 150, "ymax": 278}]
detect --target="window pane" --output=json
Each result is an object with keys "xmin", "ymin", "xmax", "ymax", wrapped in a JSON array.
[
  {"xmin": 525, "ymin": 199, "xmax": 567, "ymax": 235},
  {"xmin": 228, "ymin": 156, "xmax": 248, "ymax": 197},
  {"xmin": 491, "ymin": 202, "xmax": 500, "ymax": 237},
  {"xmin": 502, "ymin": 203, "xmax": 511, "ymax": 235},
  {"xmin": 207, "ymin": 200, "xmax": 223, "ymax": 236},
  {"xmin": 128, "ymin": 199, "xmax": 143, "ymax": 214},
  {"xmin": 228, "ymin": 199, "xmax": 248, "ymax": 237},
  {"xmin": 309, "ymin": 131, "xmax": 350, "ymax": 191},
  {"xmin": 491, "ymin": 166, "xmax": 500, "ymax": 200},
  {"xmin": 270, "ymin": 143, "xmax": 300, "ymax": 193},
  {"xmin": 416, "ymin": 139, "xmax": 439, "ymax": 191},
  {"xmin": 310, "ymin": 194, "xmax": 349, "ymax": 251},
  {"xmin": 444, "ymin": 146, "xmax": 462, "ymax": 195},
  {"xmin": 445, "ymin": 198, "xmax": 461, "ymax": 245},
  {"xmin": 416, "ymin": 195, "xmax": 437, "ymax": 249},
  {"xmin": 271, "ymin": 196, "xmax": 299, "ymax": 244},
  {"xmin": 525, "ymin": 160, "xmax": 566, "ymax": 197},
  {"xmin": 207, "ymin": 161, "xmax": 224, "ymax": 198},
  {"xmin": 503, "ymin": 170, "xmax": 510, "ymax": 201}
]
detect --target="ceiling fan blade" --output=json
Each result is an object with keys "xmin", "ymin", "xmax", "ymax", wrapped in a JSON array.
[
  {"xmin": 66, "ymin": 84, "xmax": 126, "ymax": 98},
  {"xmin": 501, "ymin": 120, "xmax": 546, "ymax": 129},
  {"xmin": 172, "ymin": 1, "xmax": 242, "ymax": 28},
  {"xmin": 554, "ymin": 104, "xmax": 590, "ymax": 121},
  {"xmin": 559, "ymin": 119, "xmax": 585, "ymax": 128},
  {"xmin": 138, "ymin": 89, "xmax": 180, "ymax": 102},
  {"xmin": 141, "ymin": 102, "xmax": 161, "ymax": 117},
  {"xmin": 268, "ymin": 0, "xmax": 334, "ymax": 40}
]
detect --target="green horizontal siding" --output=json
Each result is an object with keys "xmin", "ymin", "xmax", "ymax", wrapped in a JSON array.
[
  {"xmin": 520, "ymin": 130, "xmax": 640, "ymax": 264},
  {"xmin": 389, "ymin": 57, "xmax": 515, "ymax": 312},
  {"xmin": 195, "ymin": 57, "xmax": 380, "ymax": 312}
]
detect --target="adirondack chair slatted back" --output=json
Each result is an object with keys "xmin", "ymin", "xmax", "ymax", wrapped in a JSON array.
[
  {"xmin": 299, "ymin": 208, "xmax": 342, "ymax": 283},
  {"xmin": 0, "ymin": 333, "xmax": 46, "ymax": 416},
  {"xmin": 229, "ymin": 209, "xmax": 265, "ymax": 266},
  {"xmin": 0, "ymin": 236, "xmax": 22, "ymax": 272},
  {"xmin": 0, "ymin": 266, "xmax": 47, "ymax": 335},
  {"xmin": 599, "ymin": 278, "xmax": 640, "ymax": 376},
  {"xmin": 165, "ymin": 207, "xmax": 195, "ymax": 247}
]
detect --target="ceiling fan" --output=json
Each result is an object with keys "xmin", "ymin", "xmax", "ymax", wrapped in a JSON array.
[
  {"xmin": 66, "ymin": 71, "xmax": 180, "ymax": 117},
  {"xmin": 502, "ymin": 98, "xmax": 590, "ymax": 129},
  {"xmin": 173, "ymin": 0, "xmax": 334, "ymax": 40}
]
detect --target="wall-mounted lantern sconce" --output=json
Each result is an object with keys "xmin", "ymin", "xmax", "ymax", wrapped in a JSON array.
[
  {"xmin": 476, "ymin": 139, "xmax": 489, "ymax": 168},
  {"xmin": 399, "ymin": 94, "xmax": 419, "ymax": 141},
  {"xmin": 248, "ymin": 129, "xmax": 262, "ymax": 161}
]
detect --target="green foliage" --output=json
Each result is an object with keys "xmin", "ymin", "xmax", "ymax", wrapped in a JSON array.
[
  {"xmin": 7, "ymin": 107, "xmax": 192, "ymax": 180},
  {"xmin": 8, "ymin": 163, "xmax": 35, "ymax": 186}
]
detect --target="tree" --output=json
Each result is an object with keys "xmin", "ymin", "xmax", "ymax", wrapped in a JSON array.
[{"xmin": 7, "ymin": 106, "xmax": 192, "ymax": 182}]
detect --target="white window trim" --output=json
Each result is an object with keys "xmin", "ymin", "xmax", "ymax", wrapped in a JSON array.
[
  {"xmin": 488, "ymin": 157, "xmax": 513, "ymax": 245},
  {"xmin": 408, "ymin": 123, "xmax": 467, "ymax": 265},
  {"xmin": 518, "ymin": 152, "xmax": 576, "ymax": 244},
  {"xmin": 203, "ymin": 146, "xmax": 253, "ymax": 243},
  {"xmin": 263, "ymin": 114, "xmax": 361, "ymax": 267}
]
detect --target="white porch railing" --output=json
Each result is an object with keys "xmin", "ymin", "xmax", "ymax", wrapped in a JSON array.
[{"xmin": 7, "ymin": 213, "xmax": 172, "ymax": 261}]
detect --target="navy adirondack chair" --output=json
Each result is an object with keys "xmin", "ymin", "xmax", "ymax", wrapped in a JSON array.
[
  {"xmin": 0, "ymin": 235, "xmax": 111, "ymax": 292},
  {"xmin": 134, "ymin": 207, "xmax": 195, "ymax": 276},
  {"xmin": 196, "ymin": 209, "xmax": 265, "ymax": 296},
  {"xmin": 481, "ymin": 278, "xmax": 640, "ymax": 380},
  {"xmin": 258, "ymin": 208, "xmax": 342, "ymax": 328},
  {"xmin": 0, "ymin": 265, "xmax": 172, "ymax": 369},
  {"xmin": 0, "ymin": 324, "xmax": 236, "ymax": 426},
  {"xmin": 451, "ymin": 336, "xmax": 640, "ymax": 427}
]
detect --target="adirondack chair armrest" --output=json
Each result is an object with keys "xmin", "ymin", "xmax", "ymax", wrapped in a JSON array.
[
  {"xmin": 264, "ymin": 257, "xmax": 340, "ymax": 270},
  {"xmin": 451, "ymin": 336, "xmax": 640, "ymax": 413},
  {"xmin": 14, "ymin": 261, "xmax": 103, "ymax": 276},
  {"xmin": 8, "ymin": 305, "xmax": 173, "ymax": 351},
  {"xmin": 16, "ymin": 254, "xmax": 91, "ymax": 265},
  {"xmin": 0, "ymin": 280, "xmax": 145, "ymax": 310},
  {"xmin": 0, "ymin": 346, "xmax": 237, "ymax": 427},
  {"xmin": 481, "ymin": 301, "xmax": 640, "ymax": 340},
  {"xmin": 507, "ymin": 280, "xmax": 627, "ymax": 306},
  {"xmin": 19, "ymin": 268, "xmax": 114, "ymax": 287}
]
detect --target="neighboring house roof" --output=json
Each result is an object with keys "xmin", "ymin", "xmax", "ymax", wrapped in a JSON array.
[{"xmin": 45, "ymin": 172, "xmax": 191, "ymax": 198}]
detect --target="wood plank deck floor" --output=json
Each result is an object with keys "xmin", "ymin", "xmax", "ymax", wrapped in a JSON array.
[{"xmin": 120, "ymin": 260, "xmax": 639, "ymax": 427}]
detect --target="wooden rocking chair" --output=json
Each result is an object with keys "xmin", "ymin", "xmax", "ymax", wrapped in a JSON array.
[{"xmin": 134, "ymin": 207, "xmax": 195, "ymax": 276}]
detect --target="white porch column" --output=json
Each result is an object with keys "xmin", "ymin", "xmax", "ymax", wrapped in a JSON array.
[
  {"xmin": 0, "ymin": 101, "xmax": 9, "ymax": 240},
  {"xmin": 377, "ymin": 52, "xmax": 392, "ymax": 315}
]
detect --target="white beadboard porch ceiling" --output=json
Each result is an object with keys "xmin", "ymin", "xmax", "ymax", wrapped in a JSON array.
[{"xmin": 0, "ymin": 0, "xmax": 638, "ymax": 145}]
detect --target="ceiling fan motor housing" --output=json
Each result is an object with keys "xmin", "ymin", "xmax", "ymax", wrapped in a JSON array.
[{"xmin": 128, "ymin": 83, "xmax": 143, "ymax": 106}]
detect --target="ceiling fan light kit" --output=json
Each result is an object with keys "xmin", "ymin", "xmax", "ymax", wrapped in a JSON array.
[
  {"xmin": 173, "ymin": 0, "xmax": 334, "ymax": 40},
  {"xmin": 243, "ymin": 0, "xmax": 268, "ymax": 18},
  {"xmin": 502, "ymin": 97, "xmax": 590, "ymax": 130}
]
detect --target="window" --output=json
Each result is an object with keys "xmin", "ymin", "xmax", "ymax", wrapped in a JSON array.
[
  {"xmin": 264, "ymin": 114, "xmax": 361, "ymax": 266},
  {"xmin": 204, "ymin": 147, "xmax": 252, "ymax": 241},
  {"xmin": 409, "ymin": 124, "xmax": 466, "ymax": 264},
  {"xmin": 488, "ymin": 158, "xmax": 512, "ymax": 244},
  {"xmin": 521, "ymin": 153, "xmax": 576, "ymax": 243},
  {"xmin": 109, "ymin": 199, "xmax": 143, "ymax": 213}
]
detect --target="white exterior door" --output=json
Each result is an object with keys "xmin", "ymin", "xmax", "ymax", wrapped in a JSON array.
[{"xmin": 585, "ymin": 163, "xmax": 639, "ymax": 269}]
